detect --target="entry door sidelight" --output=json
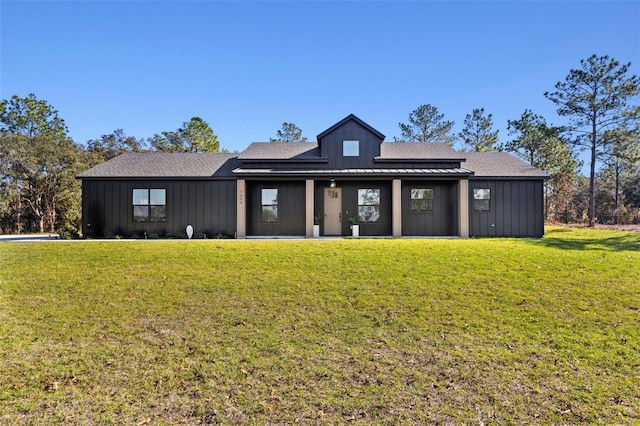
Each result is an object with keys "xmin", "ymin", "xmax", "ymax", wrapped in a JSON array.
[{"xmin": 324, "ymin": 188, "xmax": 342, "ymax": 235}]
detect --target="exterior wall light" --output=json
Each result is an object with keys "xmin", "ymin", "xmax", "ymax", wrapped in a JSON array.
[{"xmin": 330, "ymin": 179, "xmax": 336, "ymax": 188}]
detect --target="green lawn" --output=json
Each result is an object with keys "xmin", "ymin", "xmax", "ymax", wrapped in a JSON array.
[{"xmin": 1, "ymin": 227, "xmax": 639, "ymax": 424}]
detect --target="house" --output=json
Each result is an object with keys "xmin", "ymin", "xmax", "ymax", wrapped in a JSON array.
[{"xmin": 77, "ymin": 114, "xmax": 548, "ymax": 238}]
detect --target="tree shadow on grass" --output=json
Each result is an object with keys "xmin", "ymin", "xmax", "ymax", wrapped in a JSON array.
[{"xmin": 527, "ymin": 228, "xmax": 640, "ymax": 252}]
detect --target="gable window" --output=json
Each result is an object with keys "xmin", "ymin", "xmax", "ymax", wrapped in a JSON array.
[
  {"xmin": 343, "ymin": 140, "xmax": 359, "ymax": 156},
  {"xmin": 133, "ymin": 189, "xmax": 166, "ymax": 222},
  {"xmin": 261, "ymin": 188, "xmax": 278, "ymax": 223},
  {"xmin": 411, "ymin": 188, "xmax": 434, "ymax": 211},
  {"xmin": 358, "ymin": 188, "xmax": 380, "ymax": 223},
  {"xmin": 473, "ymin": 188, "xmax": 491, "ymax": 211}
]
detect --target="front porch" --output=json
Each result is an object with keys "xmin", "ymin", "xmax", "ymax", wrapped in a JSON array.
[{"xmin": 235, "ymin": 178, "xmax": 470, "ymax": 238}]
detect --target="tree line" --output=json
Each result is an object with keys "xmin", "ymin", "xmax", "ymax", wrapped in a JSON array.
[
  {"xmin": 1, "ymin": 54, "xmax": 638, "ymax": 236},
  {"xmin": 0, "ymin": 97, "xmax": 227, "ymax": 236}
]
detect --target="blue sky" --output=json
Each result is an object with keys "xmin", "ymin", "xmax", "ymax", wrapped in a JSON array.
[{"xmin": 1, "ymin": 1, "xmax": 639, "ymax": 158}]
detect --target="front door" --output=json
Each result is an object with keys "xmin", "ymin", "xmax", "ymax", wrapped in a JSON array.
[{"xmin": 324, "ymin": 188, "xmax": 342, "ymax": 235}]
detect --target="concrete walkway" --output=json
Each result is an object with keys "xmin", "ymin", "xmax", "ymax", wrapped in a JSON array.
[{"xmin": 0, "ymin": 234, "xmax": 60, "ymax": 242}]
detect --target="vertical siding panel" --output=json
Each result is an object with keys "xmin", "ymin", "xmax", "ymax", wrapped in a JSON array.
[
  {"xmin": 209, "ymin": 182, "xmax": 216, "ymax": 235},
  {"xmin": 221, "ymin": 182, "xmax": 228, "ymax": 235},
  {"xmin": 178, "ymin": 181, "xmax": 185, "ymax": 232},
  {"xmin": 196, "ymin": 182, "xmax": 203, "ymax": 233},
  {"xmin": 518, "ymin": 181, "xmax": 527, "ymax": 236},
  {"xmin": 527, "ymin": 182, "xmax": 535, "ymax": 237},
  {"xmin": 81, "ymin": 182, "xmax": 88, "ymax": 236},
  {"xmin": 180, "ymin": 182, "xmax": 187, "ymax": 229},
  {"xmin": 102, "ymin": 181, "xmax": 111, "ymax": 233},
  {"xmin": 97, "ymin": 181, "xmax": 105, "ymax": 236},
  {"xmin": 112, "ymin": 182, "xmax": 120, "ymax": 235},
  {"xmin": 469, "ymin": 184, "xmax": 476, "ymax": 236},
  {"xmin": 502, "ymin": 182, "xmax": 511, "ymax": 236},
  {"xmin": 230, "ymin": 181, "xmax": 237, "ymax": 235},
  {"xmin": 491, "ymin": 182, "xmax": 499, "ymax": 236},
  {"xmin": 114, "ymin": 183, "xmax": 122, "ymax": 235},
  {"xmin": 536, "ymin": 181, "xmax": 544, "ymax": 236},
  {"xmin": 510, "ymin": 182, "xmax": 518, "ymax": 236},
  {"xmin": 188, "ymin": 183, "xmax": 195, "ymax": 227},
  {"xmin": 494, "ymin": 182, "xmax": 503, "ymax": 236},
  {"xmin": 166, "ymin": 182, "xmax": 173, "ymax": 233},
  {"xmin": 125, "ymin": 182, "xmax": 132, "ymax": 234},
  {"xmin": 227, "ymin": 181, "xmax": 233, "ymax": 235}
]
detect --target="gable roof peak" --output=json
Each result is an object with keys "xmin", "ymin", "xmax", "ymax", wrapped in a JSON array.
[{"xmin": 316, "ymin": 114, "xmax": 385, "ymax": 141}]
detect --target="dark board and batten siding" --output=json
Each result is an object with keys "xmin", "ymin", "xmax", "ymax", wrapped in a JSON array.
[
  {"xmin": 469, "ymin": 180, "xmax": 544, "ymax": 238},
  {"xmin": 314, "ymin": 180, "xmax": 392, "ymax": 236},
  {"xmin": 81, "ymin": 179, "xmax": 237, "ymax": 238},
  {"xmin": 246, "ymin": 181, "xmax": 306, "ymax": 236},
  {"xmin": 401, "ymin": 181, "xmax": 458, "ymax": 236},
  {"xmin": 320, "ymin": 120, "xmax": 383, "ymax": 169},
  {"xmin": 343, "ymin": 181, "xmax": 392, "ymax": 236}
]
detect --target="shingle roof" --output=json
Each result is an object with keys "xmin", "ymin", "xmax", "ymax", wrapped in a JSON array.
[
  {"xmin": 237, "ymin": 142, "xmax": 321, "ymax": 160},
  {"xmin": 462, "ymin": 152, "xmax": 549, "ymax": 178},
  {"xmin": 77, "ymin": 153, "xmax": 239, "ymax": 178},
  {"xmin": 379, "ymin": 142, "xmax": 465, "ymax": 160},
  {"xmin": 77, "ymin": 147, "xmax": 548, "ymax": 180}
]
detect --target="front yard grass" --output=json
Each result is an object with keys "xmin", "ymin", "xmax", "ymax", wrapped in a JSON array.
[{"xmin": 0, "ymin": 227, "xmax": 639, "ymax": 424}]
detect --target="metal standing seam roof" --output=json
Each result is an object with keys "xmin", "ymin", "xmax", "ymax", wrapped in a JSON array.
[
  {"xmin": 237, "ymin": 141, "xmax": 464, "ymax": 161},
  {"xmin": 232, "ymin": 167, "xmax": 474, "ymax": 176}
]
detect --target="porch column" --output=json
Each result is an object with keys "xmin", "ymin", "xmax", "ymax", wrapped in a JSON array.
[
  {"xmin": 392, "ymin": 179, "xmax": 402, "ymax": 237},
  {"xmin": 306, "ymin": 179, "xmax": 314, "ymax": 237},
  {"xmin": 459, "ymin": 179, "xmax": 469, "ymax": 238},
  {"xmin": 236, "ymin": 179, "xmax": 246, "ymax": 238}
]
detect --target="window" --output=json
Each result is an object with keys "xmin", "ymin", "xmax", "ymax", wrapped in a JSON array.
[
  {"xmin": 358, "ymin": 188, "xmax": 380, "ymax": 223},
  {"xmin": 473, "ymin": 188, "xmax": 491, "ymax": 211},
  {"xmin": 343, "ymin": 140, "xmax": 359, "ymax": 156},
  {"xmin": 261, "ymin": 188, "xmax": 278, "ymax": 223},
  {"xmin": 133, "ymin": 189, "xmax": 166, "ymax": 222},
  {"xmin": 411, "ymin": 188, "xmax": 434, "ymax": 211}
]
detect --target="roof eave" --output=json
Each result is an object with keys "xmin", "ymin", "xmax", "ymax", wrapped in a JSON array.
[
  {"xmin": 469, "ymin": 175, "xmax": 549, "ymax": 180},
  {"xmin": 374, "ymin": 157, "xmax": 466, "ymax": 163},
  {"xmin": 239, "ymin": 157, "xmax": 329, "ymax": 163},
  {"xmin": 232, "ymin": 168, "xmax": 474, "ymax": 178}
]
